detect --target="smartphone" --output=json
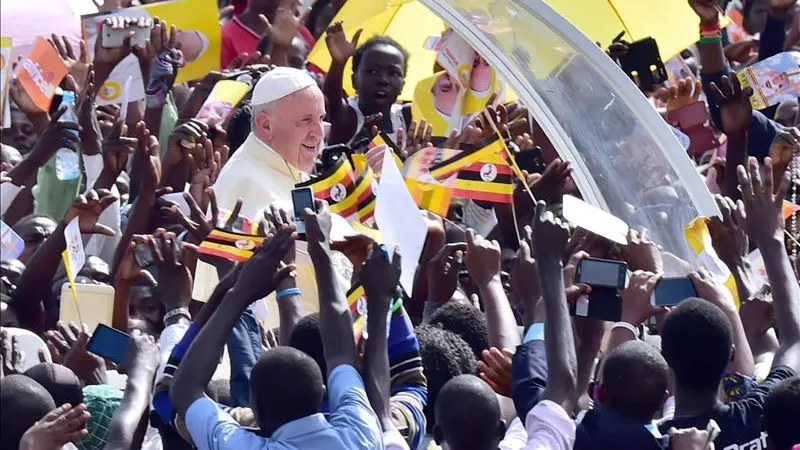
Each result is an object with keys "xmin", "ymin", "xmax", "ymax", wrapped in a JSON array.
[
  {"xmin": 514, "ymin": 146, "xmax": 546, "ymax": 174},
  {"xmin": 575, "ymin": 258, "xmax": 628, "ymax": 289},
  {"xmin": 86, "ymin": 324, "xmax": 130, "ymax": 365},
  {"xmin": 101, "ymin": 20, "xmax": 150, "ymax": 48},
  {"xmin": 291, "ymin": 187, "xmax": 316, "ymax": 235},
  {"xmin": 134, "ymin": 243, "xmax": 154, "ymax": 268},
  {"xmin": 570, "ymin": 287, "xmax": 622, "ymax": 322},
  {"xmin": 59, "ymin": 283, "xmax": 115, "ymax": 333},
  {"xmin": 618, "ymin": 37, "xmax": 668, "ymax": 91},
  {"xmin": 652, "ymin": 277, "xmax": 697, "ymax": 307}
]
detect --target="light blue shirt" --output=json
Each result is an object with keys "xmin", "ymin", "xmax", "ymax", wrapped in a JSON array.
[{"xmin": 185, "ymin": 364, "xmax": 384, "ymax": 450}]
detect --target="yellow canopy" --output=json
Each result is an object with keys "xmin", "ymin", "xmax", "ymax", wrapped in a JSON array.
[
  {"xmin": 544, "ymin": 0, "xmax": 719, "ymax": 60},
  {"xmin": 307, "ymin": 0, "xmax": 445, "ymax": 101}
]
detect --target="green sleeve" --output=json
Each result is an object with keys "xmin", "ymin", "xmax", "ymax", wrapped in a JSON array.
[{"xmin": 33, "ymin": 154, "xmax": 81, "ymax": 220}]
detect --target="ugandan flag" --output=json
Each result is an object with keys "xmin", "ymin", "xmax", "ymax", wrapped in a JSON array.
[
  {"xmin": 354, "ymin": 167, "xmax": 377, "ymax": 223},
  {"xmin": 347, "ymin": 282, "xmax": 368, "ymax": 343},
  {"xmin": 430, "ymin": 137, "xmax": 514, "ymax": 204},
  {"xmin": 295, "ymin": 157, "xmax": 357, "ymax": 216},
  {"xmin": 405, "ymin": 177, "xmax": 453, "ymax": 217},
  {"xmin": 370, "ymin": 133, "xmax": 404, "ymax": 169},
  {"xmin": 197, "ymin": 228, "xmax": 265, "ymax": 262}
]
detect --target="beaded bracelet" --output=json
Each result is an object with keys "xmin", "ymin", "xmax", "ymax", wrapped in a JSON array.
[{"xmin": 699, "ymin": 22, "xmax": 722, "ymax": 44}]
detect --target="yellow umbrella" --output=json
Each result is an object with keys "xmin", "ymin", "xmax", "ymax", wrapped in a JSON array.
[
  {"xmin": 543, "ymin": 0, "xmax": 722, "ymax": 60},
  {"xmin": 307, "ymin": 0, "xmax": 445, "ymax": 101}
]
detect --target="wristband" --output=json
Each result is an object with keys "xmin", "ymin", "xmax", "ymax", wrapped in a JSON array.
[
  {"xmin": 276, "ymin": 288, "xmax": 301, "ymax": 300},
  {"xmin": 163, "ymin": 307, "xmax": 191, "ymax": 326},
  {"xmin": 523, "ymin": 323, "xmax": 545, "ymax": 343},
  {"xmin": 611, "ymin": 321, "xmax": 639, "ymax": 339}
]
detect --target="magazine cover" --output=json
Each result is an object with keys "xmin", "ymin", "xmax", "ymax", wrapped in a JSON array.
[{"xmin": 737, "ymin": 51, "xmax": 800, "ymax": 110}]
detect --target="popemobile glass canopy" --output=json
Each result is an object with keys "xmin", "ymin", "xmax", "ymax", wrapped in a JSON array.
[{"xmin": 421, "ymin": 0, "xmax": 720, "ymax": 263}]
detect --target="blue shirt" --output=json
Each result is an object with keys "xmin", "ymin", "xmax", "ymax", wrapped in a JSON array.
[{"xmin": 184, "ymin": 364, "xmax": 384, "ymax": 450}]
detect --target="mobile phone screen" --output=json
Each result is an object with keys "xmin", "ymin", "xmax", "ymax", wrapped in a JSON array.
[
  {"xmin": 577, "ymin": 259, "xmax": 626, "ymax": 288},
  {"xmin": 86, "ymin": 324, "xmax": 130, "ymax": 365},
  {"xmin": 653, "ymin": 277, "xmax": 697, "ymax": 307},
  {"xmin": 514, "ymin": 147, "xmax": 546, "ymax": 174},
  {"xmin": 291, "ymin": 188, "xmax": 316, "ymax": 234}
]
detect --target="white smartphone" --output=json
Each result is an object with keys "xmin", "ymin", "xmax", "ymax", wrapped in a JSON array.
[
  {"xmin": 291, "ymin": 187, "xmax": 315, "ymax": 235},
  {"xmin": 101, "ymin": 20, "xmax": 150, "ymax": 48}
]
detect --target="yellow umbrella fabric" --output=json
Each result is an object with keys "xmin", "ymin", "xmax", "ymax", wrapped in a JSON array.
[
  {"xmin": 544, "ymin": 0, "xmax": 720, "ymax": 60},
  {"xmin": 307, "ymin": 0, "xmax": 445, "ymax": 101}
]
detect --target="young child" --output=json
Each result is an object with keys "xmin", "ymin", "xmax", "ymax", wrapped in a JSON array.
[{"xmin": 323, "ymin": 21, "xmax": 412, "ymax": 148}]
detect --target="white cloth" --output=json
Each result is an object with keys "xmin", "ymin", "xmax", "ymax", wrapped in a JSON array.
[
  {"xmin": 252, "ymin": 67, "xmax": 316, "ymax": 105},
  {"xmin": 0, "ymin": 181, "xmax": 24, "ymax": 216},
  {"xmin": 212, "ymin": 134, "xmax": 353, "ymax": 325},
  {"xmin": 522, "ymin": 400, "xmax": 575, "ymax": 450},
  {"xmin": 383, "ymin": 427, "xmax": 411, "ymax": 450},
  {"xmin": 82, "ymin": 154, "xmax": 121, "ymax": 263},
  {"xmin": 462, "ymin": 199, "xmax": 497, "ymax": 237},
  {"xmin": 499, "ymin": 417, "xmax": 527, "ymax": 450}
]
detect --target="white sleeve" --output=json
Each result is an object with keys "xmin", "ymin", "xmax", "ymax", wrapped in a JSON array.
[
  {"xmin": 155, "ymin": 322, "xmax": 190, "ymax": 383},
  {"xmin": 499, "ymin": 417, "xmax": 527, "ymax": 450},
  {"xmin": 523, "ymin": 400, "xmax": 576, "ymax": 450}
]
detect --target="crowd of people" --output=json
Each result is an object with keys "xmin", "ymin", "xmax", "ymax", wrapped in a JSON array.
[{"xmin": 1, "ymin": 0, "xmax": 800, "ymax": 449}]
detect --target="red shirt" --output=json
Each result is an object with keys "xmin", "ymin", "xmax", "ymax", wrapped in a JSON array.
[{"xmin": 220, "ymin": 16, "xmax": 316, "ymax": 69}]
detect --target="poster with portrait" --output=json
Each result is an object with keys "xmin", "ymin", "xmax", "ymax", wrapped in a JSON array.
[
  {"xmin": 82, "ymin": 0, "xmax": 221, "ymax": 105},
  {"xmin": 0, "ymin": 36, "xmax": 12, "ymax": 125}
]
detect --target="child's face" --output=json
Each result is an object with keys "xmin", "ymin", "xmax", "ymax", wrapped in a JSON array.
[{"xmin": 353, "ymin": 44, "xmax": 405, "ymax": 111}]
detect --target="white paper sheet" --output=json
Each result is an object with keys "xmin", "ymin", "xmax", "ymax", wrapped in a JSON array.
[
  {"xmin": 375, "ymin": 146, "xmax": 428, "ymax": 294},
  {"xmin": 562, "ymin": 194, "xmax": 629, "ymax": 245}
]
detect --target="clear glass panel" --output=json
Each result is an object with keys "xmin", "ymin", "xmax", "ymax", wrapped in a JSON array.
[{"xmin": 421, "ymin": 0, "xmax": 718, "ymax": 262}]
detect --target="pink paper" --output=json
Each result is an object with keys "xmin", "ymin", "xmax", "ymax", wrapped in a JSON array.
[{"xmin": 0, "ymin": 0, "xmax": 82, "ymax": 61}]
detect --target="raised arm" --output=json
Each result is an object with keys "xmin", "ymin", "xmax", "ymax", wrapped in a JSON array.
[
  {"xmin": 304, "ymin": 200, "xmax": 358, "ymax": 373},
  {"xmin": 362, "ymin": 244, "xmax": 403, "ymax": 430},
  {"xmin": 465, "ymin": 229, "xmax": 521, "ymax": 349},
  {"xmin": 323, "ymin": 22, "xmax": 361, "ymax": 144},
  {"xmin": 171, "ymin": 227, "xmax": 295, "ymax": 415},
  {"xmin": 737, "ymin": 157, "xmax": 800, "ymax": 371},
  {"xmin": 531, "ymin": 201, "xmax": 577, "ymax": 412}
]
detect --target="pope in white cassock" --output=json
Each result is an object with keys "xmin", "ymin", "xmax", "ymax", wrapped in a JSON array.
[{"xmin": 212, "ymin": 67, "xmax": 353, "ymax": 325}]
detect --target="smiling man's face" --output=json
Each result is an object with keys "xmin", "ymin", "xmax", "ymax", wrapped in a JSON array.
[{"xmin": 254, "ymin": 86, "xmax": 326, "ymax": 173}]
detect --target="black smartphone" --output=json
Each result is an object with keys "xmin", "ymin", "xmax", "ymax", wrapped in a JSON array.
[
  {"xmin": 618, "ymin": 37, "xmax": 668, "ymax": 91},
  {"xmin": 575, "ymin": 258, "xmax": 628, "ymax": 289},
  {"xmin": 134, "ymin": 243, "xmax": 154, "ymax": 268},
  {"xmin": 653, "ymin": 277, "xmax": 697, "ymax": 307},
  {"xmin": 291, "ymin": 187, "xmax": 316, "ymax": 236},
  {"xmin": 514, "ymin": 146, "xmax": 546, "ymax": 174},
  {"xmin": 570, "ymin": 287, "xmax": 622, "ymax": 322},
  {"xmin": 86, "ymin": 324, "xmax": 130, "ymax": 365}
]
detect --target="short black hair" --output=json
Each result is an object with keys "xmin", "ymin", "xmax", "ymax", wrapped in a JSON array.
[
  {"xmin": 1, "ymin": 374, "xmax": 57, "ymax": 449},
  {"xmin": 661, "ymin": 298, "xmax": 733, "ymax": 392},
  {"xmin": 763, "ymin": 376, "xmax": 800, "ymax": 450},
  {"xmin": 416, "ymin": 324, "xmax": 477, "ymax": 430},
  {"xmin": 306, "ymin": 0, "xmax": 332, "ymax": 37},
  {"xmin": 24, "ymin": 363, "xmax": 83, "ymax": 407},
  {"xmin": 353, "ymin": 35, "xmax": 409, "ymax": 74},
  {"xmin": 206, "ymin": 379, "xmax": 231, "ymax": 406},
  {"xmin": 250, "ymin": 347, "xmax": 324, "ymax": 429},
  {"xmin": 428, "ymin": 302, "xmax": 490, "ymax": 360},
  {"xmin": 601, "ymin": 341, "xmax": 669, "ymax": 422},
  {"xmin": 435, "ymin": 374, "xmax": 503, "ymax": 449},
  {"xmin": 289, "ymin": 312, "xmax": 327, "ymax": 381}
]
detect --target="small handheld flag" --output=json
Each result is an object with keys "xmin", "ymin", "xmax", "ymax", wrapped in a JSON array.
[{"xmin": 198, "ymin": 229, "xmax": 265, "ymax": 262}]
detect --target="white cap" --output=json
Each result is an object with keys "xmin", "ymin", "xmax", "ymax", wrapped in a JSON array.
[{"xmin": 251, "ymin": 67, "xmax": 317, "ymax": 106}]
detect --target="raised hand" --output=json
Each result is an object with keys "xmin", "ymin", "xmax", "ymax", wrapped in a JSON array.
[
  {"xmin": 260, "ymin": 6, "xmax": 305, "ymax": 49},
  {"xmin": 133, "ymin": 18, "xmax": 182, "ymax": 88},
  {"xmin": 331, "ymin": 233, "xmax": 375, "ymax": 268},
  {"xmin": 101, "ymin": 119, "xmax": 139, "ymax": 178},
  {"xmin": 50, "ymin": 35, "xmax": 91, "ymax": 93},
  {"xmin": 708, "ymin": 195, "xmax": 749, "ymax": 269},
  {"xmin": 304, "ymin": 200, "xmax": 333, "ymax": 258},
  {"xmin": 0, "ymin": 328, "xmax": 24, "ymax": 378},
  {"xmin": 465, "ymin": 229, "xmax": 502, "ymax": 286},
  {"xmin": 118, "ymin": 329, "xmax": 159, "ymax": 375},
  {"xmin": 426, "ymin": 242, "xmax": 467, "ymax": 304},
  {"xmin": 619, "ymin": 270, "xmax": 663, "ymax": 325},
  {"xmin": 19, "ymin": 403, "xmax": 90, "ymax": 450},
  {"xmin": 325, "ymin": 21, "xmax": 362, "ymax": 64},
  {"xmin": 511, "ymin": 226, "xmax": 541, "ymax": 305},
  {"xmin": 737, "ymin": 156, "xmax": 789, "ymax": 245},
  {"xmin": 62, "ymin": 189, "xmax": 118, "ymax": 235},
  {"xmin": 45, "ymin": 322, "xmax": 107, "ymax": 386},
  {"xmin": 361, "ymin": 244, "xmax": 402, "ymax": 300},
  {"xmin": 25, "ymin": 106, "xmax": 81, "ymax": 167},
  {"xmin": 233, "ymin": 226, "xmax": 297, "ymax": 302},
  {"xmin": 690, "ymin": 269, "xmax": 736, "ymax": 312},
  {"xmin": 116, "ymin": 234, "xmax": 159, "ymax": 286},
  {"xmin": 655, "ymin": 77, "xmax": 703, "ymax": 113},
  {"xmin": 134, "ymin": 125, "xmax": 162, "ymax": 195},
  {"xmin": 532, "ymin": 200, "xmax": 571, "ymax": 264},
  {"xmin": 562, "ymin": 250, "xmax": 593, "ymax": 304},
  {"xmin": 187, "ymin": 137, "xmax": 218, "ymax": 206},
  {"xmin": 623, "ymin": 229, "xmax": 664, "ymax": 273},
  {"xmin": 263, "ymin": 204, "xmax": 298, "ymax": 267},
  {"xmin": 477, "ymin": 347, "xmax": 514, "ymax": 397},
  {"xmin": 94, "ymin": 16, "xmax": 149, "ymax": 69},
  {"xmin": 708, "ymin": 74, "xmax": 753, "ymax": 136},
  {"xmin": 530, "ymin": 159, "xmax": 572, "ymax": 204},
  {"xmin": 151, "ymin": 230, "xmax": 195, "ymax": 312},
  {"xmin": 689, "ymin": 0, "xmax": 722, "ymax": 25},
  {"xmin": 397, "ymin": 120, "xmax": 433, "ymax": 158},
  {"xmin": 667, "ymin": 426, "xmax": 717, "ymax": 450},
  {"xmin": 166, "ymin": 119, "xmax": 209, "ymax": 169}
]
